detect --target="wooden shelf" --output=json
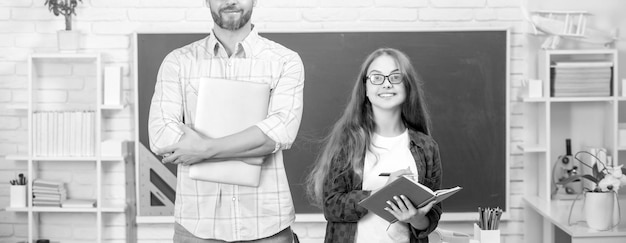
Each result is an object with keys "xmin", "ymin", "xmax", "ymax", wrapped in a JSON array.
[
  {"xmin": 6, "ymin": 155, "xmax": 124, "ymax": 161},
  {"xmin": 33, "ymin": 207, "xmax": 98, "ymax": 212},
  {"xmin": 31, "ymin": 52, "xmax": 100, "ymax": 59},
  {"xmin": 33, "ymin": 156, "xmax": 98, "ymax": 161},
  {"xmin": 101, "ymin": 156, "xmax": 125, "ymax": 161},
  {"xmin": 100, "ymin": 104, "xmax": 125, "ymax": 110},
  {"xmin": 5, "ymin": 206, "xmax": 125, "ymax": 213},
  {"xmin": 522, "ymin": 97, "xmax": 548, "ymax": 102},
  {"xmin": 5, "ymin": 207, "xmax": 97, "ymax": 212},
  {"xmin": 20, "ymin": 52, "xmax": 131, "ymax": 243},
  {"xmin": 522, "ymin": 97, "xmax": 616, "ymax": 103},
  {"xmin": 544, "ymin": 49, "xmax": 617, "ymax": 55},
  {"xmin": 518, "ymin": 145, "xmax": 547, "ymax": 153},
  {"xmin": 524, "ymin": 196, "xmax": 626, "ymax": 238},
  {"xmin": 525, "ymin": 49, "xmax": 625, "ymax": 242},
  {"xmin": 549, "ymin": 97, "xmax": 615, "ymax": 102},
  {"xmin": 5, "ymin": 155, "xmax": 98, "ymax": 161},
  {"xmin": 5, "ymin": 207, "xmax": 28, "ymax": 212}
]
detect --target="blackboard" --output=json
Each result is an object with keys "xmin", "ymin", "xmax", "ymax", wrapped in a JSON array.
[{"xmin": 135, "ymin": 30, "xmax": 509, "ymax": 216}]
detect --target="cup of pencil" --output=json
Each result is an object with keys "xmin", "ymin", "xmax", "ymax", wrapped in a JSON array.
[
  {"xmin": 473, "ymin": 207, "xmax": 502, "ymax": 243},
  {"xmin": 9, "ymin": 173, "xmax": 27, "ymax": 208}
]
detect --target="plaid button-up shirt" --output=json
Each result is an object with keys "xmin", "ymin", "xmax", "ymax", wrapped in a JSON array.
[
  {"xmin": 322, "ymin": 129, "xmax": 442, "ymax": 243},
  {"xmin": 148, "ymin": 28, "xmax": 305, "ymax": 241}
]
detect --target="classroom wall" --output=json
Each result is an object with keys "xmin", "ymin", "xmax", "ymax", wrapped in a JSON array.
[{"xmin": 0, "ymin": 0, "xmax": 532, "ymax": 242}]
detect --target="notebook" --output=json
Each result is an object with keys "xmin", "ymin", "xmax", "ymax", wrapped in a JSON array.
[
  {"xmin": 358, "ymin": 176, "xmax": 462, "ymax": 223},
  {"xmin": 189, "ymin": 78, "xmax": 270, "ymax": 187}
]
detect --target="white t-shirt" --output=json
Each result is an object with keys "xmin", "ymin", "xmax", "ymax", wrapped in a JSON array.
[{"xmin": 356, "ymin": 129, "xmax": 418, "ymax": 243}]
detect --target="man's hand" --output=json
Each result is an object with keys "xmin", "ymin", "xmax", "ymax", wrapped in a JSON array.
[{"xmin": 156, "ymin": 125, "xmax": 211, "ymax": 165}]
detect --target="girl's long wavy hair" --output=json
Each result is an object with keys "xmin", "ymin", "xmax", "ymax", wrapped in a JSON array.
[{"xmin": 305, "ymin": 48, "xmax": 432, "ymax": 207}]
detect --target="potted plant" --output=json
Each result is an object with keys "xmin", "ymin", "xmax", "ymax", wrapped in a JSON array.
[
  {"xmin": 558, "ymin": 151, "xmax": 626, "ymax": 230},
  {"xmin": 44, "ymin": 0, "xmax": 83, "ymax": 51}
]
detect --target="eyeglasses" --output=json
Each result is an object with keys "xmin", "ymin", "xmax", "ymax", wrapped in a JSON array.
[{"xmin": 367, "ymin": 73, "xmax": 403, "ymax": 85}]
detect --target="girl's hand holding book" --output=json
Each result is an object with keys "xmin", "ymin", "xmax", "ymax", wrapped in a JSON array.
[{"xmin": 384, "ymin": 195, "xmax": 436, "ymax": 229}]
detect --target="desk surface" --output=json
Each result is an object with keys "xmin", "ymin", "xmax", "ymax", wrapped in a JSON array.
[{"xmin": 524, "ymin": 196, "xmax": 626, "ymax": 238}]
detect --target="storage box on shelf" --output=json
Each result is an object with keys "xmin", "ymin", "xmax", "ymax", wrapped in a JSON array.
[
  {"xmin": 522, "ymin": 49, "xmax": 626, "ymax": 243},
  {"xmin": 4, "ymin": 53, "xmax": 129, "ymax": 243}
]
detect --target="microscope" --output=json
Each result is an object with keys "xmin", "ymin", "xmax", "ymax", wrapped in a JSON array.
[{"xmin": 553, "ymin": 139, "xmax": 583, "ymax": 195}]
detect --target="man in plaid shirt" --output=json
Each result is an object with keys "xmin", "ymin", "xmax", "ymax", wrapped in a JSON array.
[{"xmin": 148, "ymin": 0, "xmax": 305, "ymax": 242}]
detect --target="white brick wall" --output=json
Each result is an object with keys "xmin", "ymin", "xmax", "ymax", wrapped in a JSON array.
[
  {"xmin": 421, "ymin": 8, "xmax": 476, "ymax": 21},
  {"xmin": 0, "ymin": 0, "xmax": 578, "ymax": 242},
  {"xmin": 302, "ymin": 9, "xmax": 360, "ymax": 22},
  {"xmin": 431, "ymin": 0, "xmax": 487, "ymax": 8},
  {"xmin": 257, "ymin": 0, "xmax": 317, "ymax": 8},
  {"xmin": 374, "ymin": 0, "xmax": 430, "ymax": 8},
  {"xmin": 128, "ymin": 9, "xmax": 187, "ymax": 22},
  {"xmin": 319, "ymin": 0, "xmax": 374, "ymax": 8},
  {"xmin": 361, "ymin": 8, "xmax": 418, "ymax": 21},
  {"xmin": 0, "ymin": 9, "xmax": 10, "ymax": 20}
]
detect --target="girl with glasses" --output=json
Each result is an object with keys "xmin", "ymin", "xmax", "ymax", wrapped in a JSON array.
[{"xmin": 306, "ymin": 48, "xmax": 443, "ymax": 243}]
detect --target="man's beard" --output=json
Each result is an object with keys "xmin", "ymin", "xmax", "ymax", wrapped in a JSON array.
[{"xmin": 211, "ymin": 6, "xmax": 253, "ymax": 31}]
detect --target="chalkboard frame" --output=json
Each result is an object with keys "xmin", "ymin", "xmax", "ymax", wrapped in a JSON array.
[{"xmin": 133, "ymin": 28, "xmax": 511, "ymax": 222}]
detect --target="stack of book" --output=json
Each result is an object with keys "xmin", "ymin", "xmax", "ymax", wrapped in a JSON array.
[
  {"xmin": 550, "ymin": 61, "xmax": 613, "ymax": 97},
  {"xmin": 32, "ymin": 179, "xmax": 66, "ymax": 207},
  {"xmin": 32, "ymin": 110, "xmax": 95, "ymax": 157}
]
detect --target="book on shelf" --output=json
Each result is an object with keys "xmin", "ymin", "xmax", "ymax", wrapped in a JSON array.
[
  {"xmin": 550, "ymin": 61, "xmax": 613, "ymax": 68},
  {"xmin": 32, "ymin": 187, "xmax": 65, "ymax": 193},
  {"xmin": 32, "ymin": 179, "xmax": 67, "ymax": 202},
  {"xmin": 33, "ymin": 202, "xmax": 61, "ymax": 207},
  {"xmin": 32, "ymin": 179, "xmax": 63, "ymax": 187},
  {"xmin": 33, "ymin": 199, "xmax": 61, "ymax": 205},
  {"xmin": 358, "ymin": 176, "xmax": 462, "ymax": 223},
  {"xmin": 33, "ymin": 194, "xmax": 62, "ymax": 200},
  {"xmin": 33, "ymin": 196, "xmax": 64, "ymax": 204},
  {"xmin": 32, "ymin": 111, "xmax": 96, "ymax": 157},
  {"xmin": 550, "ymin": 66, "xmax": 613, "ymax": 97}
]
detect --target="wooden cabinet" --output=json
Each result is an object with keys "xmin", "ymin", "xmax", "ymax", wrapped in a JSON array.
[
  {"xmin": 5, "ymin": 53, "xmax": 131, "ymax": 243},
  {"xmin": 522, "ymin": 49, "xmax": 626, "ymax": 242}
]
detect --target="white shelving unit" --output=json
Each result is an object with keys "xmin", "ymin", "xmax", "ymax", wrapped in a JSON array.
[
  {"xmin": 522, "ymin": 49, "xmax": 626, "ymax": 243},
  {"xmin": 4, "ymin": 53, "xmax": 129, "ymax": 243}
]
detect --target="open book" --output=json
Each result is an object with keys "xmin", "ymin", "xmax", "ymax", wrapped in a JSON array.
[
  {"xmin": 189, "ymin": 78, "xmax": 270, "ymax": 187},
  {"xmin": 358, "ymin": 176, "xmax": 462, "ymax": 223}
]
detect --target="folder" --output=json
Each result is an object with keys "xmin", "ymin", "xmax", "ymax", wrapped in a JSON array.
[{"xmin": 189, "ymin": 78, "xmax": 270, "ymax": 187}]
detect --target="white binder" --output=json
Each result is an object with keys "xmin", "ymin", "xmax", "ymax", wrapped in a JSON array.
[{"xmin": 189, "ymin": 78, "xmax": 270, "ymax": 187}]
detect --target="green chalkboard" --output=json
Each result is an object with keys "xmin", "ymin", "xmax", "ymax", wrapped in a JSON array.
[{"xmin": 136, "ymin": 30, "xmax": 509, "ymax": 216}]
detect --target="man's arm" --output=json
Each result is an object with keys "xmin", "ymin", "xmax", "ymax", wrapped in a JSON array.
[
  {"xmin": 158, "ymin": 125, "xmax": 274, "ymax": 165},
  {"xmin": 148, "ymin": 52, "xmax": 184, "ymax": 153},
  {"xmin": 158, "ymin": 52, "xmax": 305, "ymax": 164},
  {"xmin": 204, "ymin": 125, "xmax": 276, "ymax": 158},
  {"xmin": 254, "ymin": 53, "xmax": 305, "ymax": 153},
  {"xmin": 221, "ymin": 52, "xmax": 305, "ymax": 157}
]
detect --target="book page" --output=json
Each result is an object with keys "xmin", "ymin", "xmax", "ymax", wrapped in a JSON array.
[{"xmin": 434, "ymin": 186, "xmax": 462, "ymax": 196}]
